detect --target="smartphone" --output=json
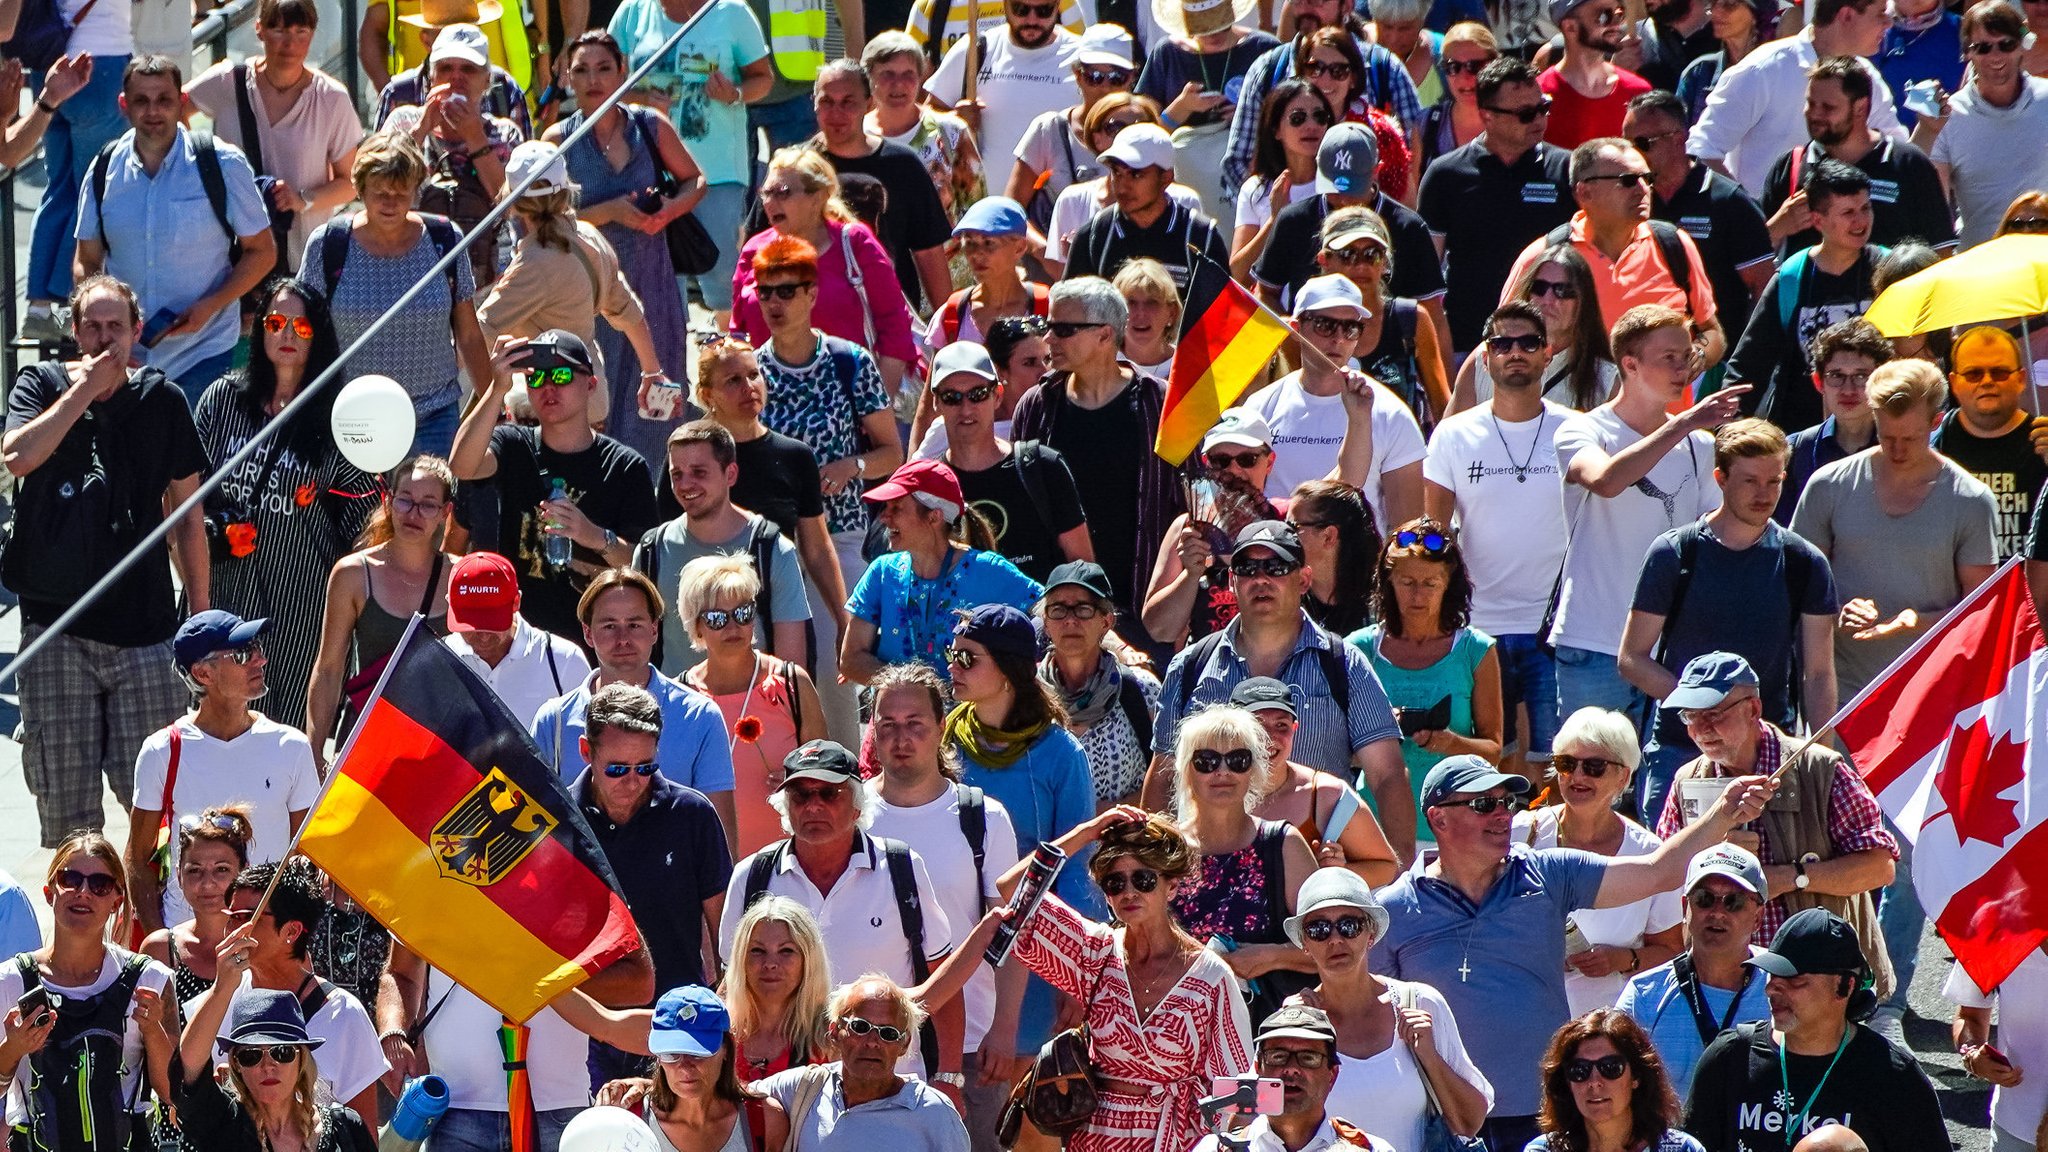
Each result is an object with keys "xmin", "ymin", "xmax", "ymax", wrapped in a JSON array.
[
  {"xmin": 1563, "ymin": 917, "xmax": 1592, "ymax": 957},
  {"xmin": 1211, "ymin": 1075, "xmax": 1285, "ymax": 1115},
  {"xmin": 637, "ymin": 381, "xmax": 683, "ymax": 422},
  {"xmin": 140, "ymin": 307, "xmax": 179, "ymax": 348},
  {"xmin": 15, "ymin": 985, "xmax": 56, "ymax": 1024}
]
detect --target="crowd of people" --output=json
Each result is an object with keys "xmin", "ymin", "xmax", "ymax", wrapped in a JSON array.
[{"xmin": 2, "ymin": 0, "xmax": 2047, "ymax": 1147}]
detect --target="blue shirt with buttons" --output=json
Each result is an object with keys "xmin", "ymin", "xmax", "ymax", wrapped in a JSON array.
[{"xmin": 533, "ymin": 668, "xmax": 736, "ymax": 795}]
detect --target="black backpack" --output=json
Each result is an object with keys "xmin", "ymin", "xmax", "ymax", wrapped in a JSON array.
[
  {"xmin": 317, "ymin": 213, "xmax": 464, "ymax": 300},
  {"xmin": 90, "ymin": 129, "xmax": 235, "ymax": 257},
  {"xmin": 2, "ymin": 0, "xmax": 97, "ymax": 71},
  {"xmin": 1652, "ymin": 521, "xmax": 1817, "ymax": 724},
  {"xmin": 13, "ymin": 952, "xmax": 150, "ymax": 1152},
  {"xmin": 0, "ymin": 364, "xmax": 141, "ymax": 605}
]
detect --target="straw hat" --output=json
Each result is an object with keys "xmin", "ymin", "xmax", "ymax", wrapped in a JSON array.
[
  {"xmin": 401, "ymin": 0, "xmax": 506, "ymax": 30},
  {"xmin": 1152, "ymin": 0, "xmax": 1257, "ymax": 40}
]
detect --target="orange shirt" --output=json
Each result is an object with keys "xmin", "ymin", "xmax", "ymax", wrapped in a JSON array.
[{"xmin": 1503, "ymin": 212, "xmax": 1721, "ymax": 333}]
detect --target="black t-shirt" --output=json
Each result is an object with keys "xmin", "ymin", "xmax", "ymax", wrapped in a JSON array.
[
  {"xmin": 729, "ymin": 429, "xmax": 827, "ymax": 539},
  {"xmin": 1656, "ymin": 164, "xmax": 1775, "ymax": 333},
  {"xmin": 1419, "ymin": 139, "xmax": 1575, "ymax": 351},
  {"xmin": 486, "ymin": 425, "xmax": 660, "ymax": 639},
  {"xmin": 5, "ymin": 364, "xmax": 209, "ymax": 645},
  {"xmin": 1250, "ymin": 191, "xmax": 1446, "ymax": 313},
  {"xmin": 1932, "ymin": 409, "xmax": 2048, "ymax": 560},
  {"xmin": 1633, "ymin": 17, "xmax": 1719, "ymax": 91},
  {"xmin": 1727, "ymin": 247, "xmax": 1880, "ymax": 433},
  {"xmin": 1684, "ymin": 1021, "xmax": 1948, "ymax": 1152},
  {"xmin": 951, "ymin": 441, "xmax": 1088, "ymax": 583},
  {"xmin": 1047, "ymin": 390, "xmax": 1145, "ymax": 606},
  {"xmin": 1759, "ymin": 139, "xmax": 1956, "ymax": 256},
  {"xmin": 1063, "ymin": 201, "xmax": 1233, "ymax": 298}
]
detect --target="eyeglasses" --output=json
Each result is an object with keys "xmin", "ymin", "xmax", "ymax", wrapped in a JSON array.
[
  {"xmin": 757, "ymin": 282, "xmax": 813, "ymax": 301},
  {"xmin": 1440, "ymin": 56, "xmax": 1495, "ymax": 76},
  {"xmin": 1043, "ymin": 601, "xmax": 1103, "ymax": 620},
  {"xmin": 1082, "ymin": 67, "xmax": 1133, "ymax": 86},
  {"xmin": 53, "ymin": 868, "xmax": 120, "ymax": 897},
  {"xmin": 1486, "ymin": 333, "xmax": 1545, "ymax": 354},
  {"xmin": 1565, "ymin": 1055, "xmax": 1629, "ymax": 1083},
  {"xmin": 232, "ymin": 1045, "xmax": 302, "ymax": 1067},
  {"xmin": 2007, "ymin": 216, "xmax": 2048, "ymax": 233},
  {"xmin": 1099, "ymin": 868, "xmax": 1160, "ymax": 895},
  {"xmin": 1966, "ymin": 36, "xmax": 2020, "ymax": 55},
  {"xmin": 1008, "ymin": 0, "xmax": 1055, "ymax": 15},
  {"xmin": 1628, "ymin": 129, "xmax": 1683, "ymax": 153},
  {"xmin": 1580, "ymin": 171, "xmax": 1651, "ymax": 189},
  {"xmin": 785, "ymin": 783, "xmax": 847, "ymax": 805},
  {"xmin": 1483, "ymin": 98, "xmax": 1552, "ymax": 122},
  {"xmin": 1304, "ymin": 315, "xmax": 1367, "ymax": 340},
  {"xmin": 1302, "ymin": 59, "xmax": 1353, "ymax": 80},
  {"xmin": 262, "ymin": 313, "xmax": 315, "ymax": 339},
  {"xmin": 1820, "ymin": 369, "xmax": 1871, "ymax": 388},
  {"xmin": 1687, "ymin": 888, "xmax": 1756, "ymax": 912},
  {"xmin": 839, "ymin": 1016, "xmax": 909, "ymax": 1043},
  {"xmin": 1957, "ymin": 366, "xmax": 2019, "ymax": 384},
  {"xmin": 1300, "ymin": 914, "xmax": 1369, "ymax": 942},
  {"xmin": 392, "ymin": 494, "xmax": 446, "ymax": 517},
  {"xmin": 957, "ymin": 235, "xmax": 1013, "ymax": 254},
  {"xmin": 603, "ymin": 760, "xmax": 658, "ymax": 778},
  {"xmin": 1191, "ymin": 748, "xmax": 1257, "ymax": 775},
  {"xmin": 699, "ymin": 602, "xmax": 758, "ymax": 631},
  {"xmin": 1553, "ymin": 754, "xmax": 1621, "ymax": 779},
  {"xmin": 944, "ymin": 646, "xmax": 980, "ymax": 670},
  {"xmin": 936, "ymin": 383, "xmax": 998, "ymax": 406},
  {"xmin": 1678, "ymin": 693, "xmax": 1754, "ymax": 728},
  {"xmin": 1433, "ymin": 793, "xmax": 1523, "ymax": 815},
  {"xmin": 1231, "ymin": 556, "xmax": 1301, "ymax": 579},
  {"xmin": 1322, "ymin": 245, "xmax": 1384, "ymax": 266},
  {"xmin": 1394, "ymin": 525, "xmax": 1449, "ymax": 554},
  {"xmin": 1528, "ymin": 278, "xmax": 1578, "ymax": 300},
  {"xmin": 1286, "ymin": 107, "xmax": 1336, "ymax": 127},
  {"xmin": 1258, "ymin": 1048, "xmax": 1333, "ymax": 1069},
  {"xmin": 211, "ymin": 642, "xmax": 263, "ymax": 666},
  {"xmin": 1206, "ymin": 448, "xmax": 1269, "ymax": 470},
  {"xmin": 526, "ymin": 365, "xmax": 580, "ymax": 389},
  {"xmin": 1048, "ymin": 320, "xmax": 1107, "ymax": 338},
  {"xmin": 655, "ymin": 1052, "xmax": 710, "ymax": 1065}
]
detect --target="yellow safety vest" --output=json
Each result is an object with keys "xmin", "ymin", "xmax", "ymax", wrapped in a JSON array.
[{"xmin": 764, "ymin": 0, "xmax": 826, "ymax": 83}]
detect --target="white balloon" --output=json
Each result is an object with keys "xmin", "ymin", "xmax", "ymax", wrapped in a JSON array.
[
  {"xmin": 559, "ymin": 1106, "xmax": 659, "ymax": 1152},
  {"xmin": 330, "ymin": 374, "xmax": 416, "ymax": 473}
]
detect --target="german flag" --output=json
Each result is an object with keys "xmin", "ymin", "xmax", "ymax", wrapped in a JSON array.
[
  {"xmin": 1155, "ymin": 274, "xmax": 1292, "ymax": 465},
  {"xmin": 299, "ymin": 625, "xmax": 639, "ymax": 1022}
]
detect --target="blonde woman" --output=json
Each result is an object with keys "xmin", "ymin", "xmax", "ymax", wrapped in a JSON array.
[
  {"xmin": 1113, "ymin": 259, "xmax": 1181, "ymax": 380},
  {"xmin": 176, "ymin": 974, "xmax": 373, "ymax": 1149}
]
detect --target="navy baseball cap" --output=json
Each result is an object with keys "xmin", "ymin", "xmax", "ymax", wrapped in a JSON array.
[
  {"xmin": 1420, "ymin": 754, "xmax": 1531, "ymax": 809},
  {"xmin": 955, "ymin": 603, "xmax": 1038, "ymax": 661},
  {"xmin": 648, "ymin": 986, "xmax": 731, "ymax": 1057},
  {"xmin": 782, "ymin": 740, "xmax": 860, "ymax": 786},
  {"xmin": 522, "ymin": 329, "xmax": 595, "ymax": 374},
  {"xmin": 1746, "ymin": 908, "xmax": 1867, "ymax": 977},
  {"xmin": 174, "ymin": 610, "xmax": 269, "ymax": 671},
  {"xmin": 1663, "ymin": 652, "xmax": 1760, "ymax": 711}
]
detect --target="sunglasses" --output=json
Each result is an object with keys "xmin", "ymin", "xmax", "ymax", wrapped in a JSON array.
[
  {"xmin": 211, "ymin": 642, "xmax": 263, "ymax": 666},
  {"xmin": 53, "ymin": 868, "xmax": 120, "ymax": 897},
  {"xmin": 1628, "ymin": 129, "xmax": 1683, "ymax": 154},
  {"xmin": 655, "ymin": 1051, "xmax": 709, "ymax": 1065},
  {"xmin": 2008, "ymin": 216, "xmax": 2048, "ymax": 233},
  {"xmin": 232, "ymin": 1045, "xmax": 302, "ymax": 1067},
  {"xmin": 1394, "ymin": 526, "xmax": 1449, "ymax": 554},
  {"xmin": 603, "ymin": 760, "xmax": 658, "ymax": 778},
  {"xmin": 699, "ymin": 602, "xmax": 758, "ymax": 631},
  {"xmin": 1043, "ymin": 601, "xmax": 1103, "ymax": 620},
  {"xmin": 945, "ymin": 646, "xmax": 980, "ymax": 669},
  {"xmin": 1286, "ymin": 107, "xmax": 1336, "ymax": 127},
  {"xmin": 1958, "ymin": 366, "xmax": 2019, "ymax": 384},
  {"xmin": 1565, "ymin": 1055, "xmax": 1629, "ymax": 1083},
  {"xmin": 1191, "ymin": 748, "xmax": 1257, "ymax": 774},
  {"xmin": 1300, "ymin": 914, "xmax": 1369, "ymax": 942},
  {"xmin": 1096, "ymin": 118, "xmax": 1140, "ymax": 137},
  {"xmin": 1484, "ymin": 99, "xmax": 1552, "ymax": 122},
  {"xmin": 1206, "ymin": 448, "xmax": 1269, "ymax": 470},
  {"xmin": 1528, "ymin": 278, "xmax": 1578, "ymax": 300},
  {"xmin": 786, "ymin": 783, "xmax": 847, "ymax": 805},
  {"xmin": 1258, "ymin": 1047, "xmax": 1332, "ymax": 1069},
  {"xmin": 1305, "ymin": 315, "xmax": 1367, "ymax": 340},
  {"xmin": 937, "ymin": 383, "xmax": 998, "ymax": 406},
  {"xmin": 1553, "ymin": 754, "xmax": 1621, "ymax": 779},
  {"xmin": 1966, "ymin": 36, "xmax": 2020, "ymax": 54},
  {"xmin": 1441, "ymin": 56, "xmax": 1495, "ymax": 76},
  {"xmin": 1082, "ymin": 67, "xmax": 1133, "ymax": 86},
  {"xmin": 1099, "ymin": 868, "xmax": 1160, "ymax": 895},
  {"xmin": 759, "ymin": 183, "xmax": 806, "ymax": 200},
  {"xmin": 840, "ymin": 1015, "xmax": 909, "ymax": 1043},
  {"xmin": 1434, "ymin": 794, "xmax": 1523, "ymax": 815},
  {"xmin": 1589, "ymin": 5, "xmax": 1626, "ymax": 24},
  {"xmin": 1008, "ymin": 0, "xmax": 1055, "ymax": 15},
  {"xmin": 757, "ymin": 281, "xmax": 813, "ymax": 301},
  {"xmin": 1302, "ymin": 60, "xmax": 1353, "ymax": 80},
  {"xmin": 525, "ymin": 365, "xmax": 579, "ymax": 389},
  {"xmin": 262, "ymin": 313, "xmax": 315, "ymax": 339},
  {"xmin": 1323, "ymin": 245, "xmax": 1385, "ymax": 266},
  {"xmin": 1048, "ymin": 320, "xmax": 1107, "ymax": 338},
  {"xmin": 1687, "ymin": 888, "xmax": 1756, "ymax": 912},
  {"xmin": 1487, "ymin": 332, "xmax": 1545, "ymax": 354},
  {"xmin": 1231, "ymin": 556, "xmax": 1301, "ymax": 579},
  {"xmin": 1581, "ymin": 171, "xmax": 1651, "ymax": 189}
]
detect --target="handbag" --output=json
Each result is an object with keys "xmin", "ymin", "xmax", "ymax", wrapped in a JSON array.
[
  {"xmin": 626, "ymin": 107, "xmax": 720, "ymax": 277},
  {"xmin": 998, "ymin": 963, "xmax": 1102, "ymax": 1143},
  {"xmin": 1397, "ymin": 984, "xmax": 1486, "ymax": 1152}
]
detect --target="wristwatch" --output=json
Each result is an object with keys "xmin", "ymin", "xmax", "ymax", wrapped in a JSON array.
[
  {"xmin": 933, "ymin": 1072, "xmax": 966, "ymax": 1087},
  {"xmin": 1793, "ymin": 857, "xmax": 1812, "ymax": 890}
]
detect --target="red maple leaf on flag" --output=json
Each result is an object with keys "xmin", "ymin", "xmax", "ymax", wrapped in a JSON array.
[{"xmin": 1927, "ymin": 715, "xmax": 2026, "ymax": 848}]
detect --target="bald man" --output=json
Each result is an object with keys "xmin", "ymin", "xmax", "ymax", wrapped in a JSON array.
[{"xmin": 1792, "ymin": 1123, "xmax": 1870, "ymax": 1152}]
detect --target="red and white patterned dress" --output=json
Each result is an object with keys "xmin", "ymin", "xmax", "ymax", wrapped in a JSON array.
[{"xmin": 1012, "ymin": 893, "xmax": 1255, "ymax": 1152}]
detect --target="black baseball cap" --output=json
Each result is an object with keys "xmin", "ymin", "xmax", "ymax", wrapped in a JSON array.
[
  {"xmin": 782, "ymin": 740, "xmax": 860, "ymax": 786},
  {"xmin": 1745, "ymin": 908, "xmax": 1866, "ymax": 977},
  {"xmin": 1232, "ymin": 520, "xmax": 1302, "ymax": 563},
  {"xmin": 523, "ymin": 329, "xmax": 595, "ymax": 374},
  {"xmin": 1042, "ymin": 560, "xmax": 1114, "ymax": 601},
  {"xmin": 1229, "ymin": 677, "xmax": 1297, "ymax": 718}
]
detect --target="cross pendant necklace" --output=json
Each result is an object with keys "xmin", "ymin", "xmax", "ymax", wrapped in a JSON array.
[{"xmin": 1458, "ymin": 954, "xmax": 1472, "ymax": 982}]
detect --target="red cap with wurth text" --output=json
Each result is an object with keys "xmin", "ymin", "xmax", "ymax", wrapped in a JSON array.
[{"xmin": 448, "ymin": 552, "xmax": 519, "ymax": 633}]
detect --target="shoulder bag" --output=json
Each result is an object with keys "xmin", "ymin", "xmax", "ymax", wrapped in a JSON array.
[
  {"xmin": 627, "ymin": 107, "xmax": 720, "ymax": 277},
  {"xmin": 998, "ymin": 958, "xmax": 1102, "ymax": 1142},
  {"xmin": 1395, "ymin": 983, "xmax": 1486, "ymax": 1152}
]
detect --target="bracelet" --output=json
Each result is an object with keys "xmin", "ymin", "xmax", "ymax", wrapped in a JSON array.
[
  {"xmin": 34, "ymin": 99, "xmax": 58, "ymax": 114},
  {"xmin": 1627, "ymin": 948, "xmax": 1640, "ymax": 974},
  {"xmin": 641, "ymin": 370, "xmax": 666, "ymax": 380},
  {"xmin": 377, "ymin": 1027, "xmax": 410, "ymax": 1044}
]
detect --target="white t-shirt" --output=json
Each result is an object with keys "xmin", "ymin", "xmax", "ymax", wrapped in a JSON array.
[
  {"xmin": 446, "ymin": 616, "xmax": 593, "ymax": 729},
  {"xmin": 1423, "ymin": 400, "xmax": 1572, "ymax": 636},
  {"xmin": 871, "ymin": 788, "xmax": 1021, "ymax": 1052},
  {"xmin": 1316, "ymin": 978, "xmax": 1495, "ymax": 1152},
  {"xmin": 1943, "ymin": 949, "xmax": 2048, "ymax": 1142},
  {"xmin": 1240, "ymin": 371, "xmax": 1425, "ymax": 530},
  {"xmin": 1233, "ymin": 174, "xmax": 1319, "ymax": 234},
  {"xmin": 1512, "ymin": 807, "xmax": 1683, "ymax": 1016},
  {"xmin": 2, "ymin": 951, "xmax": 172, "ymax": 1125},
  {"xmin": 211, "ymin": 971, "xmax": 390, "ymax": 1106},
  {"xmin": 417, "ymin": 969, "xmax": 590, "ymax": 1111},
  {"xmin": 62, "ymin": 0, "xmax": 131, "ymax": 58},
  {"xmin": 129, "ymin": 0, "xmax": 192, "ymax": 57},
  {"xmin": 131, "ymin": 715, "xmax": 322, "ymax": 927},
  {"xmin": 925, "ymin": 30, "xmax": 1080, "ymax": 195},
  {"xmin": 1550, "ymin": 405, "xmax": 1720, "ymax": 655},
  {"xmin": 1044, "ymin": 176, "xmax": 1205, "ymax": 262},
  {"xmin": 1929, "ymin": 78, "xmax": 2048, "ymax": 248}
]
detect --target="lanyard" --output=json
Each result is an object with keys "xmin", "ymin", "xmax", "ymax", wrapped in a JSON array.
[
  {"xmin": 1671, "ymin": 953, "xmax": 1754, "ymax": 1046},
  {"xmin": 1776, "ymin": 1029, "xmax": 1851, "ymax": 1146}
]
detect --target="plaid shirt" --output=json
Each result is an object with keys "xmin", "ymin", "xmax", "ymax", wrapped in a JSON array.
[
  {"xmin": 1655, "ymin": 723, "xmax": 1898, "ymax": 945},
  {"xmin": 1221, "ymin": 37, "xmax": 1426, "ymax": 197}
]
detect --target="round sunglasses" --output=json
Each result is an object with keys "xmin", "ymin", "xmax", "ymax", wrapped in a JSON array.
[
  {"xmin": 1099, "ymin": 868, "xmax": 1160, "ymax": 895},
  {"xmin": 1191, "ymin": 748, "xmax": 1257, "ymax": 775},
  {"xmin": 1300, "ymin": 913, "xmax": 1369, "ymax": 942},
  {"xmin": 699, "ymin": 602, "xmax": 758, "ymax": 631}
]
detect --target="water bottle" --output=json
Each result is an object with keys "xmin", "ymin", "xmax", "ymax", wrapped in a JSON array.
[
  {"xmin": 378, "ymin": 1075, "xmax": 450, "ymax": 1152},
  {"xmin": 544, "ymin": 477, "xmax": 573, "ymax": 570}
]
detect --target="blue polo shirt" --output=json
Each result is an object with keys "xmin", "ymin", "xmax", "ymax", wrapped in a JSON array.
[
  {"xmin": 575, "ymin": 771, "xmax": 732, "ymax": 993},
  {"xmin": 1617, "ymin": 951, "xmax": 1772, "ymax": 1100},
  {"xmin": 532, "ymin": 668, "xmax": 736, "ymax": 795},
  {"xmin": 1370, "ymin": 846, "xmax": 1608, "ymax": 1117},
  {"xmin": 759, "ymin": 1063, "xmax": 970, "ymax": 1152}
]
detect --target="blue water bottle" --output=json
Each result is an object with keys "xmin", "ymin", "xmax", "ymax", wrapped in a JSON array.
[{"xmin": 377, "ymin": 1075, "xmax": 449, "ymax": 1152}]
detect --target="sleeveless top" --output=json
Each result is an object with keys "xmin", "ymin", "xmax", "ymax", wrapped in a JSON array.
[
  {"xmin": 1349, "ymin": 625, "xmax": 1496, "ymax": 841},
  {"xmin": 693, "ymin": 655, "xmax": 804, "ymax": 858},
  {"xmin": 351, "ymin": 556, "xmax": 450, "ymax": 669},
  {"xmin": 172, "ymin": 958, "xmax": 209, "ymax": 1006},
  {"xmin": 1359, "ymin": 299, "xmax": 1428, "ymax": 433},
  {"xmin": 647, "ymin": 1100, "xmax": 755, "ymax": 1152},
  {"xmin": 1170, "ymin": 819, "xmax": 1293, "ymax": 942}
]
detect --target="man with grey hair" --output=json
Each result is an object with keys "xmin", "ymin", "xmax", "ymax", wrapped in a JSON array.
[
  {"xmin": 576, "ymin": 680, "xmax": 731, "ymax": 1085},
  {"xmin": 718, "ymin": 740, "xmax": 966, "ymax": 1099},
  {"xmin": 1013, "ymin": 277, "xmax": 1187, "ymax": 658},
  {"xmin": 804, "ymin": 58, "xmax": 952, "ymax": 309},
  {"xmin": 756, "ymin": 973, "xmax": 971, "ymax": 1152}
]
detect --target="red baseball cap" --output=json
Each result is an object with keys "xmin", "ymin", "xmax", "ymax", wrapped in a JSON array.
[
  {"xmin": 448, "ymin": 552, "xmax": 519, "ymax": 632},
  {"xmin": 863, "ymin": 458, "xmax": 964, "ymax": 522}
]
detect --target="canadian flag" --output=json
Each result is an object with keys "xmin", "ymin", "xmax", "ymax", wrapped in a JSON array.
[{"xmin": 1836, "ymin": 558, "xmax": 2048, "ymax": 995}]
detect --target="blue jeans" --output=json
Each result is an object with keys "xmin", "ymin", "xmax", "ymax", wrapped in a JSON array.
[
  {"xmin": 29, "ymin": 54, "xmax": 131, "ymax": 302},
  {"xmin": 428, "ymin": 1106, "xmax": 581, "ymax": 1152},
  {"xmin": 1877, "ymin": 821, "xmax": 1922, "ymax": 1014},
  {"xmin": 750, "ymin": 94, "xmax": 819, "ymax": 152},
  {"xmin": 1554, "ymin": 644, "xmax": 1644, "ymax": 729},
  {"xmin": 172, "ymin": 347, "xmax": 239, "ymax": 410},
  {"xmin": 1636, "ymin": 737, "xmax": 1695, "ymax": 826},
  {"xmin": 1495, "ymin": 633, "xmax": 1559, "ymax": 763},
  {"xmin": 411, "ymin": 401, "xmax": 462, "ymax": 459},
  {"xmin": 683, "ymin": 183, "xmax": 747, "ymax": 311}
]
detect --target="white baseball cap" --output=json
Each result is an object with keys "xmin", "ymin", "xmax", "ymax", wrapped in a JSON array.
[
  {"xmin": 1099, "ymin": 123, "xmax": 1176, "ymax": 172},
  {"xmin": 1202, "ymin": 408, "xmax": 1275, "ymax": 452},
  {"xmin": 932, "ymin": 341, "xmax": 999, "ymax": 386},
  {"xmin": 1070, "ymin": 23, "xmax": 1135, "ymax": 69},
  {"xmin": 1292, "ymin": 273, "xmax": 1370, "ymax": 320},
  {"xmin": 427, "ymin": 22, "xmax": 491, "ymax": 67},
  {"xmin": 505, "ymin": 141, "xmax": 571, "ymax": 197}
]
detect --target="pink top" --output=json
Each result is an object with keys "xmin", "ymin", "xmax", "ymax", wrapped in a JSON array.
[
  {"xmin": 731, "ymin": 221, "xmax": 920, "ymax": 365},
  {"xmin": 690, "ymin": 655, "xmax": 803, "ymax": 858}
]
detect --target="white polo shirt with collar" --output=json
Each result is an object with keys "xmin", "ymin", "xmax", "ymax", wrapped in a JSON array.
[
  {"xmin": 444, "ymin": 615, "xmax": 592, "ymax": 728},
  {"xmin": 1190, "ymin": 1115, "xmax": 1395, "ymax": 1152}
]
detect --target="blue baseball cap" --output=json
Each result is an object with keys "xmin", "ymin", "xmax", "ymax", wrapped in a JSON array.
[
  {"xmin": 953, "ymin": 196, "xmax": 1028, "ymax": 239},
  {"xmin": 1419, "ymin": 754, "xmax": 1531, "ymax": 809},
  {"xmin": 648, "ymin": 986, "xmax": 731, "ymax": 1057},
  {"xmin": 1662, "ymin": 652, "xmax": 1760, "ymax": 711},
  {"xmin": 174, "ymin": 610, "xmax": 270, "ymax": 672},
  {"xmin": 955, "ymin": 603, "xmax": 1038, "ymax": 662}
]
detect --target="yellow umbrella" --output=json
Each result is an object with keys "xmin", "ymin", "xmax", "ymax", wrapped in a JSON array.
[{"xmin": 1864, "ymin": 233, "xmax": 2048, "ymax": 336}]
